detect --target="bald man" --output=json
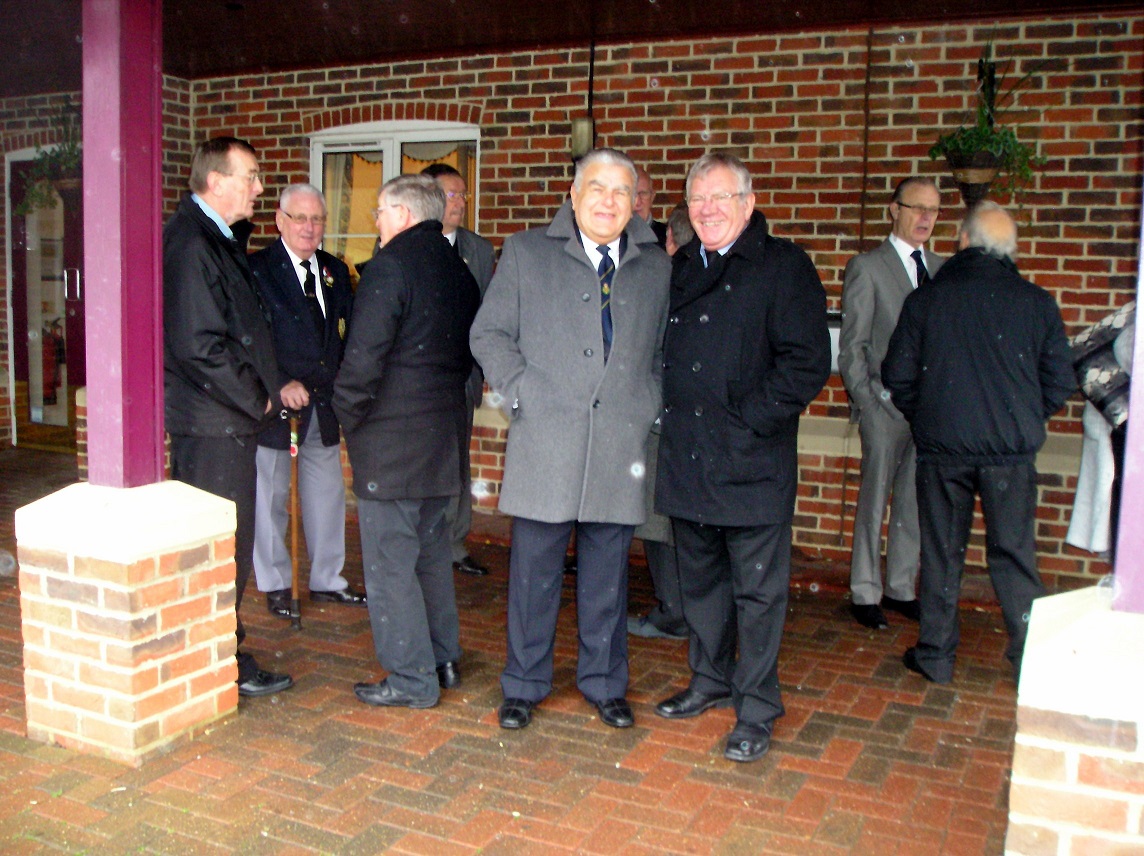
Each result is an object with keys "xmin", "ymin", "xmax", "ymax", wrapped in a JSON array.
[{"xmin": 882, "ymin": 201, "xmax": 1074, "ymax": 685}]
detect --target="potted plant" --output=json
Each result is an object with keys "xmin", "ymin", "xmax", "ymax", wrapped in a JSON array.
[
  {"xmin": 15, "ymin": 97, "xmax": 82, "ymax": 217},
  {"xmin": 929, "ymin": 43, "xmax": 1044, "ymax": 207}
]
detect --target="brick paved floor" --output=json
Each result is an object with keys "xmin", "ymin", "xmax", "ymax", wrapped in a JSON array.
[{"xmin": 0, "ymin": 449, "xmax": 1017, "ymax": 854}]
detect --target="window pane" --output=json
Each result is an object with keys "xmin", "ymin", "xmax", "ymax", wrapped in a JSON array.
[{"xmin": 322, "ymin": 150, "xmax": 383, "ymax": 279}]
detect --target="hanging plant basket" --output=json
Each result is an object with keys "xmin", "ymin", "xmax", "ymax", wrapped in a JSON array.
[{"xmin": 945, "ymin": 150, "xmax": 1002, "ymax": 208}]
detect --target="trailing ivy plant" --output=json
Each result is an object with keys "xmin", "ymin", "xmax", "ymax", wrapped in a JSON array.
[
  {"xmin": 928, "ymin": 42, "xmax": 1046, "ymax": 201},
  {"xmin": 15, "ymin": 97, "xmax": 82, "ymax": 217}
]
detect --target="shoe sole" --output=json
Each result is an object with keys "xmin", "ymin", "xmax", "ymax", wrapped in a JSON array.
[
  {"xmin": 238, "ymin": 679, "xmax": 294, "ymax": 698},
  {"xmin": 354, "ymin": 691, "xmax": 437, "ymax": 708},
  {"xmin": 655, "ymin": 695, "xmax": 732, "ymax": 719},
  {"xmin": 724, "ymin": 743, "xmax": 769, "ymax": 762}
]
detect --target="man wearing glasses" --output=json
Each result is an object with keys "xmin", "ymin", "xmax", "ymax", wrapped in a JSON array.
[
  {"xmin": 334, "ymin": 175, "xmax": 480, "ymax": 708},
  {"xmin": 421, "ymin": 164, "xmax": 496, "ymax": 578},
  {"xmin": 654, "ymin": 152, "xmax": 830, "ymax": 762},
  {"xmin": 249, "ymin": 184, "xmax": 362, "ymax": 617},
  {"xmin": 634, "ymin": 166, "xmax": 668, "ymax": 249},
  {"xmin": 164, "ymin": 136, "xmax": 293, "ymax": 698},
  {"xmin": 838, "ymin": 177, "xmax": 944, "ymax": 631}
]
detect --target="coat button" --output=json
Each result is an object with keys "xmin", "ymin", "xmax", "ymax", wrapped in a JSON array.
[
  {"xmin": 690, "ymin": 450, "xmax": 699, "ymax": 460},
  {"xmin": 584, "ymin": 348, "xmax": 593, "ymax": 357},
  {"xmin": 593, "ymin": 400, "xmax": 601, "ymax": 409},
  {"xmin": 582, "ymin": 293, "xmax": 591, "ymax": 301},
  {"xmin": 699, "ymin": 313, "xmax": 709, "ymax": 323},
  {"xmin": 724, "ymin": 283, "xmax": 732, "ymax": 291},
  {"xmin": 664, "ymin": 404, "xmax": 673, "ymax": 413},
  {"xmin": 670, "ymin": 315, "xmax": 679, "ymax": 324},
  {"xmin": 691, "ymin": 361, "xmax": 702, "ymax": 372},
  {"xmin": 694, "ymin": 406, "xmax": 704, "ymax": 416}
]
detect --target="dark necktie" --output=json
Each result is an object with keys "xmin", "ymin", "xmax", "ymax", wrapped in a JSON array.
[
  {"xmin": 300, "ymin": 259, "xmax": 325, "ymax": 340},
  {"xmin": 597, "ymin": 245, "xmax": 615, "ymax": 359},
  {"xmin": 911, "ymin": 249, "xmax": 929, "ymax": 288}
]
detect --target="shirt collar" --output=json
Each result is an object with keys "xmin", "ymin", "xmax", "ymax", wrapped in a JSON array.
[{"xmin": 190, "ymin": 193, "xmax": 233, "ymax": 240}]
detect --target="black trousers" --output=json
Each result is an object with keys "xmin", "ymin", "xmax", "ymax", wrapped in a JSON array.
[
  {"xmin": 672, "ymin": 518, "xmax": 791, "ymax": 728},
  {"xmin": 502, "ymin": 518, "xmax": 633, "ymax": 703},
  {"xmin": 170, "ymin": 433, "xmax": 260, "ymax": 682},
  {"xmin": 914, "ymin": 460, "xmax": 1046, "ymax": 682}
]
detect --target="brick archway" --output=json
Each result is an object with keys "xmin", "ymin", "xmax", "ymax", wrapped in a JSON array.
[{"xmin": 302, "ymin": 101, "xmax": 484, "ymax": 136}]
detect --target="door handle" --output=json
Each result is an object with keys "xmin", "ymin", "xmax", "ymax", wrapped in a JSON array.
[{"xmin": 64, "ymin": 268, "xmax": 82, "ymax": 301}]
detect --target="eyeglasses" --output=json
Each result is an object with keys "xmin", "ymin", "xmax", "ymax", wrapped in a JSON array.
[
  {"xmin": 896, "ymin": 202, "xmax": 941, "ymax": 217},
  {"xmin": 281, "ymin": 211, "xmax": 327, "ymax": 226},
  {"xmin": 686, "ymin": 191, "xmax": 743, "ymax": 207},
  {"xmin": 371, "ymin": 203, "xmax": 404, "ymax": 218},
  {"xmin": 444, "ymin": 191, "xmax": 469, "ymax": 201},
  {"xmin": 224, "ymin": 171, "xmax": 262, "ymax": 186}
]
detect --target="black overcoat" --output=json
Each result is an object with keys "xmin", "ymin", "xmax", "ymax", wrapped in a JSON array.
[
  {"xmin": 163, "ymin": 195, "xmax": 279, "ymax": 439},
  {"xmin": 332, "ymin": 220, "xmax": 480, "ymax": 501},
  {"xmin": 655, "ymin": 211, "xmax": 830, "ymax": 527}
]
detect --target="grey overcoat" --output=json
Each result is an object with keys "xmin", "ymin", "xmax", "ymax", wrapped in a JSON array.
[{"xmin": 470, "ymin": 201, "xmax": 671, "ymax": 525}]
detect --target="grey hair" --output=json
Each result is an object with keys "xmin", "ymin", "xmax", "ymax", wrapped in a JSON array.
[
  {"xmin": 573, "ymin": 148, "xmax": 638, "ymax": 192},
  {"xmin": 279, "ymin": 183, "xmax": 326, "ymax": 213},
  {"xmin": 961, "ymin": 200, "xmax": 1018, "ymax": 263},
  {"xmin": 379, "ymin": 174, "xmax": 445, "ymax": 223},
  {"xmin": 685, "ymin": 152, "xmax": 752, "ymax": 199},
  {"xmin": 667, "ymin": 202, "xmax": 694, "ymax": 246}
]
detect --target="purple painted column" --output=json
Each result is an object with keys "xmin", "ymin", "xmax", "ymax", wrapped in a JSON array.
[
  {"xmin": 81, "ymin": 0, "xmax": 164, "ymax": 487},
  {"xmin": 1112, "ymin": 172, "xmax": 1144, "ymax": 614}
]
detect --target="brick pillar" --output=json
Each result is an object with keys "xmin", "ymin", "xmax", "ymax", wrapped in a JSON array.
[
  {"xmin": 1006, "ymin": 586, "xmax": 1144, "ymax": 853},
  {"xmin": 16, "ymin": 480, "xmax": 239, "ymax": 766}
]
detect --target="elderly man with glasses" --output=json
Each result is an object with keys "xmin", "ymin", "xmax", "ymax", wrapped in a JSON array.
[
  {"xmin": 653, "ymin": 152, "xmax": 830, "ymax": 763},
  {"xmin": 249, "ymin": 183, "xmax": 363, "ymax": 618}
]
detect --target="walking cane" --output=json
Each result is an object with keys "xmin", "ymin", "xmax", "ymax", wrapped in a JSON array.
[{"xmin": 288, "ymin": 413, "xmax": 303, "ymax": 630}]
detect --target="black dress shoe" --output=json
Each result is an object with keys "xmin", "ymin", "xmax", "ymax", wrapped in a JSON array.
[
  {"xmin": 902, "ymin": 647, "xmax": 950, "ymax": 684},
  {"xmin": 353, "ymin": 679, "xmax": 437, "ymax": 708},
  {"xmin": 237, "ymin": 669, "xmax": 294, "ymax": 698},
  {"xmin": 882, "ymin": 596, "xmax": 921, "ymax": 621},
  {"xmin": 851, "ymin": 603, "xmax": 889, "ymax": 630},
  {"xmin": 498, "ymin": 698, "xmax": 535, "ymax": 729},
  {"xmin": 310, "ymin": 586, "xmax": 367, "ymax": 606},
  {"xmin": 594, "ymin": 697, "xmax": 634, "ymax": 728},
  {"xmin": 436, "ymin": 661, "xmax": 460, "ymax": 689},
  {"xmin": 453, "ymin": 555, "xmax": 489, "ymax": 576},
  {"xmin": 655, "ymin": 687, "xmax": 732, "ymax": 719},
  {"xmin": 265, "ymin": 589, "xmax": 292, "ymax": 619},
  {"xmin": 724, "ymin": 721, "xmax": 772, "ymax": 763}
]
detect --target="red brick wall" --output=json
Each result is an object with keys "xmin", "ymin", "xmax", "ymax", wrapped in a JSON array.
[{"xmin": 5, "ymin": 13, "xmax": 1142, "ymax": 584}]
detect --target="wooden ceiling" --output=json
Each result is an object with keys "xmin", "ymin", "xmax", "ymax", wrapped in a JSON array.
[{"xmin": 1, "ymin": 0, "xmax": 1136, "ymax": 100}]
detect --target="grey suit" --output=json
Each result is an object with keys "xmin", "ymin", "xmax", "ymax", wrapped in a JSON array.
[
  {"xmin": 838, "ymin": 239, "xmax": 943, "ymax": 605},
  {"xmin": 450, "ymin": 226, "xmax": 496, "ymax": 561}
]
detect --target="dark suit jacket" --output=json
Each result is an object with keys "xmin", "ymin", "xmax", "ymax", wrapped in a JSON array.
[
  {"xmin": 456, "ymin": 227, "xmax": 496, "ymax": 405},
  {"xmin": 250, "ymin": 240, "xmax": 353, "ymax": 450},
  {"xmin": 333, "ymin": 220, "xmax": 481, "ymax": 500},
  {"xmin": 649, "ymin": 218, "xmax": 667, "ymax": 249},
  {"xmin": 163, "ymin": 195, "xmax": 279, "ymax": 439}
]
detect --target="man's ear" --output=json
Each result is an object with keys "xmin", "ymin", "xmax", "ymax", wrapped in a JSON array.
[{"xmin": 959, "ymin": 231, "xmax": 970, "ymax": 250}]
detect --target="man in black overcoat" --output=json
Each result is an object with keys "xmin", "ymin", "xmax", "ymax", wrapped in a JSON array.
[
  {"xmin": 163, "ymin": 136, "xmax": 293, "ymax": 698},
  {"xmin": 654, "ymin": 152, "xmax": 830, "ymax": 762},
  {"xmin": 333, "ymin": 174, "xmax": 480, "ymax": 707}
]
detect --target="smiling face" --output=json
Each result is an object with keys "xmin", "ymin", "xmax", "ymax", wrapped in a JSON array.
[
  {"xmin": 570, "ymin": 161, "xmax": 634, "ymax": 247},
  {"xmin": 276, "ymin": 191, "xmax": 326, "ymax": 258},
  {"xmin": 687, "ymin": 165, "xmax": 754, "ymax": 252},
  {"xmin": 890, "ymin": 182, "xmax": 941, "ymax": 249}
]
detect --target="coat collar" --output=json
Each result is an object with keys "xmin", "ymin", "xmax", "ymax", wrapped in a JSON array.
[
  {"xmin": 546, "ymin": 200, "xmax": 657, "ymax": 269},
  {"xmin": 675, "ymin": 209, "xmax": 771, "ymax": 270}
]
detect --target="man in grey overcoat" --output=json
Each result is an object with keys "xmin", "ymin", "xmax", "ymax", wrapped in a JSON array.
[
  {"xmin": 470, "ymin": 148, "xmax": 671, "ymax": 731},
  {"xmin": 838, "ymin": 176, "xmax": 945, "ymax": 630}
]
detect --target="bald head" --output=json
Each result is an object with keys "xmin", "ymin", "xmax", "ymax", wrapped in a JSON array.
[{"xmin": 960, "ymin": 201, "xmax": 1018, "ymax": 262}]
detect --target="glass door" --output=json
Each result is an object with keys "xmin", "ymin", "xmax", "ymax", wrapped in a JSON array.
[{"xmin": 8, "ymin": 158, "xmax": 84, "ymax": 450}]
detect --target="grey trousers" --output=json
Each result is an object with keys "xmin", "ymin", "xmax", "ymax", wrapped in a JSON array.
[
  {"xmin": 447, "ymin": 405, "xmax": 477, "ymax": 562},
  {"xmin": 253, "ymin": 411, "xmax": 348, "ymax": 593},
  {"xmin": 359, "ymin": 495, "xmax": 460, "ymax": 699},
  {"xmin": 850, "ymin": 405, "xmax": 919, "ymax": 605}
]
